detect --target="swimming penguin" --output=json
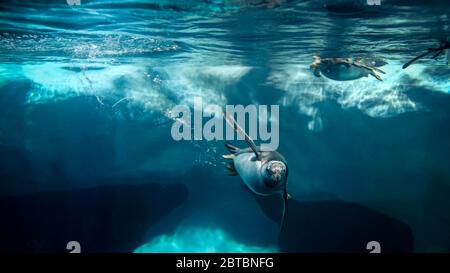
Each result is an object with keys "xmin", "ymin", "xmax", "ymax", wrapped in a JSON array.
[
  {"xmin": 403, "ymin": 39, "xmax": 450, "ymax": 69},
  {"xmin": 354, "ymin": 56, "xmax": 388, "ymax": 68},
  {"xmin": 310, "ymin": 55, "xmax": 386, "ymax": 81},
  {"xmin": 222, "ymin": 113, "xmax": 289, "ymax": 231}
]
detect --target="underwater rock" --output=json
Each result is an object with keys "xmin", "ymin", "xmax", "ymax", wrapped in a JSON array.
[
  {"xmin": 0, "ymin": 182, "xmax": 188, "ymax": 253},
  {"xmin": 253, "ymin": 195, "xmax": 414, "ymax": 252}
]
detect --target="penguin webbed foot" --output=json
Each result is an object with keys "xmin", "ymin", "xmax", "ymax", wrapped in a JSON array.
[
  {"xmin": 372, "ymin": 66, "xmax": 386, "ymax": 74},
  {"xmin": 222, "ymin": 154, "xmax": 234, "ymax": 160}
]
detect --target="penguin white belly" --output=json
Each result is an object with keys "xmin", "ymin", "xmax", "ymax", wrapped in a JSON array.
[
  {"xmin": 323, "ymin": 64, "xmax": 367, "ymax": 81},
  {"xmin": 233, "ymin": 153, "xmax": 271, "ymax": 196}
]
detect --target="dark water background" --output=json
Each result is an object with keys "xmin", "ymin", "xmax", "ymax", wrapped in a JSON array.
[{"xmin": 0, "ymin": 0, "xmax": 449, "ymax": 252}]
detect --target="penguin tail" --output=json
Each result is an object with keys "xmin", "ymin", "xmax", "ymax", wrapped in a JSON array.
[
  {"xmin": 225, "ymin": 142, "xmax": 240, "ymax": 154},
  {"xmin": 225, "ymin": 161, "xmax": 238, "ymax": 176}
]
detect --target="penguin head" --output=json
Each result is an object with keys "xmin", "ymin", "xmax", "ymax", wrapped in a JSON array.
[{"xmin": 262, "ymin": 160, "xmax": 287, "ymax": 188}]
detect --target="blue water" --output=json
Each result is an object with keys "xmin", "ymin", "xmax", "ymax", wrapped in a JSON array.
[{"xmin": 0, "ymin": 0, "xmax": 449, "ymax": 252}]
